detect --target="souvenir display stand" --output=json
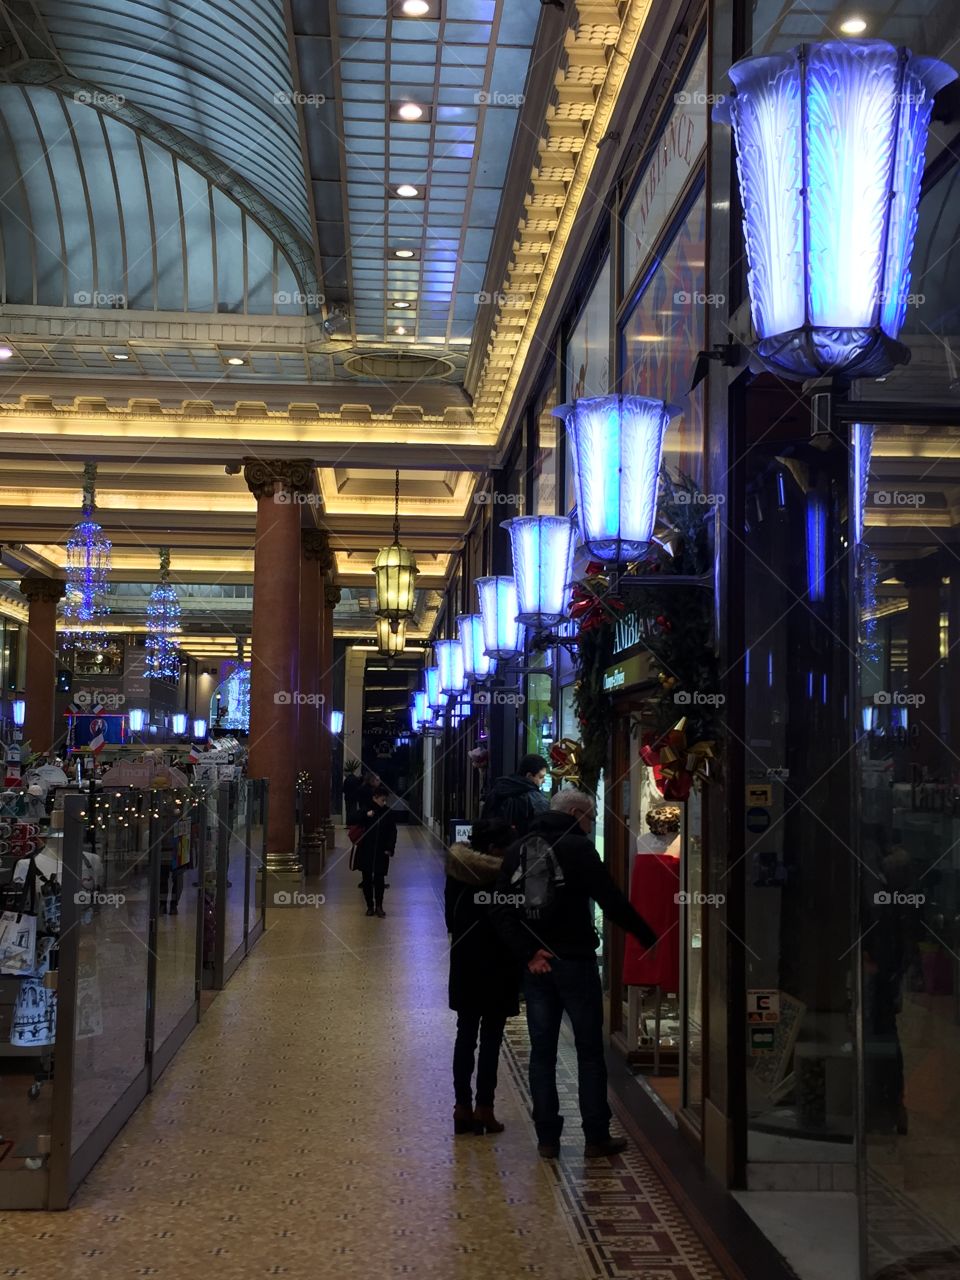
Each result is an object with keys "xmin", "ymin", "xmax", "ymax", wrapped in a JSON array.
[{"xmin": 0, "ymin": 777, "xmax": 268, "ymax": 1209}]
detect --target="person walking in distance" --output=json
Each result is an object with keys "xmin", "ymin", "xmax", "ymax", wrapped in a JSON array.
[
  {"xmin": 492, "ymin": 788, "xmax": 658, "ymax": 1159},
  {"xmin": 445, "ymin": 819, "xmax": 521, "ymax": 1136},
  {"xmin": 481, "ymin": 753, "xmax": 550, "ymax": 836},
  {"xmin": 356, "ymin": 786, "xmax": 396, "ymax": 917}
]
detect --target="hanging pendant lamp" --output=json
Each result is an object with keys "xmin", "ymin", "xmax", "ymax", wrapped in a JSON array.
[
  {"xmin": 457, "ymin": 613, "xmax": 496, "ymax": 681},
  {"xmin": 145, "ymin": 548, "xmax": 181, "ymax": 679},
  {"xmin": 435, "ymin": 638, "xmax": 467, "ymax": 696},
  {"xmin": 475, "ymin": 576, "xmax": 525, "ymax": 660},
  {"xmin": 62, "ymin": 462, "xmax": 112, "ymax": 648},
  {"xmin": 377, "ymin": 617, "xmax": 407, "ymax": 657},
  {"xmin": 374, "ymin": 470, "xmax": 418, "ymax": 632}
]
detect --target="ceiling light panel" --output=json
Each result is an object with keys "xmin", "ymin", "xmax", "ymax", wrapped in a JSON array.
[{"xmin": 333, "ymin": 0, "xmax": 539, "ymax": 348}]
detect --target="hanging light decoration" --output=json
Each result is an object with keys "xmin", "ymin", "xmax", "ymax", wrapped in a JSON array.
[
  {"xmin": 435, "ymin": 638, "xmax": 467, "ymax": 696},
  {"xmin": 714, "ymin": 40, "xmax": 956, "ymax": 379},
  {"xmin": 376, "ymin": 617, "xmax": 407, "ymax": 657},
  {"xmin": 145, "ymin": 548, "xmax": 181, "ymax": 679},
  {"xmin": 475, "ymin": 576, "xmax": 525, "ymax": 660},
  {"xmin": 374, "ymin": 469, "xmax": 418, "ymax": 632},
  {"xmin": 62, "ymin": 462, "xmax": 112, "ymax": 648},
  {"xmin": 457, "ymin": 613, "xmax": 496, "ymax": 681},
  {"xmin": 552, "ymin": 395, "xmax": 678, "ymax": 565},
  {"xmin": 171, "ymin": 712, "xmax": 188, "ymax": 736},
  {"xmin": 128, "ymin": 707, "xmax": 147, "ymax": 733},
  {"xmin": 412, "ymin": 690, "xmax": 433, "ymax": 731},
  {"xmin": 503, "ymin": 515, "xmax": 578, "ymax": 629}
]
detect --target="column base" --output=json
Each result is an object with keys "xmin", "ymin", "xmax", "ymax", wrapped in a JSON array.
[
  {"xmin": 299, "ymin": 830, "xmax": 325, "ymax": 877},
  {"xmin": 320, "ymin": 820, "xmax": 336, "ymax": 851}
]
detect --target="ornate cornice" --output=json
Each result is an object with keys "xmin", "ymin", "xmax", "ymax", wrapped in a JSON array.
[
  {"xmin": 323, "ymin": 583, "xmax": 342, "ymax": 609},
  {"xmin": 19, "ymin": 574, "xmax": 66, "ymax": 605},
  {"xmin": 243, "ymin": 458, "xmax": 315, "ymax": 502},
  {"xmin": 302, "ymin": 528, "xmax": 335, "ymax": 573}
]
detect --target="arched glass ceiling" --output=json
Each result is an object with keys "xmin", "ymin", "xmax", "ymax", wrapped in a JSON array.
[
  {"xmin": 36, "ymin": 0, "xmax": 312, "ymax": 243},
  {"xmin": 0, "ymin": 85, "xmax": 306, "ymax": 314}
]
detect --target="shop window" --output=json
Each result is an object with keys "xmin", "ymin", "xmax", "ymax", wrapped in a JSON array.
[
  {"xmin": 533, "ymin": 387, "xmax": 558, "ymax": 516},
  {"xmin": 621, "ymin": 187, "xmax": 706, "ymax": 486},
  {"xmin": 564, "ymin": 257, "xmax": 611, "ymax": 512}
]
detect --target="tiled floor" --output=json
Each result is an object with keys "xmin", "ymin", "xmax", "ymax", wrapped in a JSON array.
[{"xmin": 1, "ymin": 826, "xmax": 728, "ymax": 1279}]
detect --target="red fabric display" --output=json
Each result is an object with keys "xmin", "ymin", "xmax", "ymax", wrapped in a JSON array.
[{"xmin": 622, "ymin": 852, "xmax": 681, "ymax": 990}]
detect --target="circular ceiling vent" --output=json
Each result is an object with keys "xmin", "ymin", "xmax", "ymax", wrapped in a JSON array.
[{"xmin": 343, "ymin": 351, "xmax": 454, "ymax": 380}]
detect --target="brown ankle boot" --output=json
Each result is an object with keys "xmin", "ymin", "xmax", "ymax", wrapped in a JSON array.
[
  {"xmin": 473, "ymin": 1105, "xmax": 504, "ymax": 1134},
  {"xmin": 453, "ymin": 1104, "xmax": 475, "ymax": 1135}
]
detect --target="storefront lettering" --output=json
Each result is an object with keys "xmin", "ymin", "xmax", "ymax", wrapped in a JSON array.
[{"xmin": 612, "ymin": 611, "xmax": 655, "ymax": 656}]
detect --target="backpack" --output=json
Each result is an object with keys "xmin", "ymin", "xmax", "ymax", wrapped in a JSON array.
[{"xmin": 511, "ymin": 834, "xmax": 565, "ymax": 921}]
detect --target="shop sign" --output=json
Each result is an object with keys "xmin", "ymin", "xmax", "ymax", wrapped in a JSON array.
[
  {"xmin": 612, "ymin": 610, "xmax": 657, "ymax": 657},
  {"xmin": 449, "ymin": 819, "xmax": 472, "ymax": 846},
  {"xmin": 747, "ymin": 989, "xmax": 780, "ymax": 1024},
  {"xmin": 749, "ymin": 1026, "xmax": 777, "ymax": 1056},
  {"xmin": 603, "ymin": 651, "xmax": 653, "ymax": 694}
]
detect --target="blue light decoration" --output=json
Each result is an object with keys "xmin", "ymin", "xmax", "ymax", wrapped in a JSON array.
[
  {"xmin": 410, "ymin": 698, "xmax": 422, "ymax": 734},
  {"xmin": 192, "ymin": 718, "xmax": 207, "ymax": 739},
  {"xmin": 171, "ymin": 712, "xmax": 188, "ymax": 736},
  {"xmin": 145, "ymin": 547, "xmax": 181, "ymax": 679},
  {"xmin": 217, "ymin": 658, "xmax": 251, "ymax": 732},
  {"xmin": 435, "ymin": 638, "xmax": 467, "ymax": 696},
  {"xmin": 502, "ymin": 515, "xmax": 578, "ymax": 629},
  {"xmin": 329, "ymin": 710, "xmax": 344, "ymax": 734},
  {"xmin": 552, "ymin": 395, "xmax": 679, "ymax": 564},
  {"xmin": 475, "ymin": 576, "xmax": 524, "ymax": 661},
  {"xmin": 806, "ymin": 494, "xmax": 827, "ymax": 602},
  {"xmin": 12, "ymin": 698, "xmax": 25, "ymax": 727},
  {"xmin": 852, "ymin": 423, "xmax": 875, "ymax": 546},
  {"xmin": 128, "ymin": 707, "xmax": 146, "ymax": 733},
  {"xmin": 457, "ymin": 613, "xmax": 496, "ymax": 682},
  {"xmin": 412, "ymin": 690, "xmax": 433, "ymax": 730},
  {"xmin": 424, "ymin": 664, "xmax": 447, "ymax": 714},
  {"xmin": 62, "ymin": 462, "xmax": 112, "ymax": 648},
  {"xmin": 714, "ymin": 41, "xmax": 957, "ymax": 379}
]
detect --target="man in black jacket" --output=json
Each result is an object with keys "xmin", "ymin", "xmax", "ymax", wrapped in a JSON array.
[
  {"xmin": 481, "ymin": 753, "xmax": 550, "ymax": 836},
  {"xmin": 492, "ymin": 788, "xmax": 657, "ymax": 1159}
]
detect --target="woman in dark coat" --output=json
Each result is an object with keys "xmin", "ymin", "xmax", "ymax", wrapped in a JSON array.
[
  {"xmin": 356, "ymin": 786, "xmax": 396, "ymax": 917},
  {"xmin": 445, "ymin": 818, "xmax": 521, "ymax": 1135}
]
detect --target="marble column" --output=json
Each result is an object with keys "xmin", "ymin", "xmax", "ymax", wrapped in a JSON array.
[
  {"xmin": 244, "ymin": 459, "xmax": 314, "ymax": 870},
  {"xmin": 300, "ymin": 530, "xmax": 334, "ymax": 858},
  {"xmin": 320, "ymin": 581, "xmax": 341, "ymax": 847},
  {"xmin": 19, "ymin": 575, "xmax": 67, "ymax": 756}
]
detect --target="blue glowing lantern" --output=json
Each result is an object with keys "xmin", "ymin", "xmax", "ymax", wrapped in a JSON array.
[
  {"xmin": 424, "ymin": 665, "xmax": 447, "ymax": 714},
  {"xmin": 552, "ymin": 395, "xmax": 679, "ymax": 564},
  {"xmin": 12, "ymin": 698, "xmax": 25, "ymax": 727},
  {"xmin": 192, "ymin": 718, "xmax": 207, "ymax": 740},
  {"xmin": 457, "ymin": 614, "xmax": 496, "ymax": 681},
  {"xmin": 475, "ymin": 576, "xmax": 524, "ymax": 661},
  {"xmin": 128, "ymin": 707, "xmax": 146, "ymax": 733},
  {"xmin": 412, "ymin": 690, "xmax": 433, "ymax": 729},
  {"xmin": 171, "ymin": 712, "xmax": 188, "ymax": 736},
  {"xmin": 329, "ymin": 709, "xmax": 344, "ymax": 734},
  {"xmin": 410, "ymin": 698, "xmax": 422, "ymax": 734},
  {"xmin": 503, "ymin": 516, "xmax": 577, "ymax": 629},
  {"xmin": 714, "ymin": 41, "xmax": 956, "ymax": 379},
  {"xmin": 435, "ymin": 638, "xmax": 467, "ymax": 696}
]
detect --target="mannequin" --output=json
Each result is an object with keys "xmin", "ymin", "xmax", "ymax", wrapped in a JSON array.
[{"xmin": 13, "ymin": 804, "xmax": 103, "ymax": 894}]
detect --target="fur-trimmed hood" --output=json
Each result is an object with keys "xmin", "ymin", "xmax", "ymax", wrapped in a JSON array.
[{"xmin": 446, "ymin": 842, "xmax": 503, "ymax": 887}]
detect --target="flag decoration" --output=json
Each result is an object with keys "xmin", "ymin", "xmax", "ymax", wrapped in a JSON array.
[
  {"xmin": 145, "ymin": 548, "xmax": 181, "ymax": 680},
  {"xmin": 62, "ymin": 462, "xmax": 112, "ymax": 650}
]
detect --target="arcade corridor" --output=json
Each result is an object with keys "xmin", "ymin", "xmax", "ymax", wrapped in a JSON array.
[{"xmin": 1, "ymin": 828, "xmax": 726, "ymax": 1280}]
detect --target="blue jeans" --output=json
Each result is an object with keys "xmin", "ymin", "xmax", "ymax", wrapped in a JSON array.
[{"xmin": 522, "ymin": 957, "xmax": 611, "ymax": 1145}]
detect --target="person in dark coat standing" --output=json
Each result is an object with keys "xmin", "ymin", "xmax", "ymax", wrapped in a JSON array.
[
  {"xmin": 356, "ymin": 786, "xmax": 396, "ymax": 917},
  {"xmin": 445, "ymin": 818, "xmax": 521, "ymax": 1135},
  {"xmin": 480, "ymin": 753, "xmax": 550, "ymax": 836}
]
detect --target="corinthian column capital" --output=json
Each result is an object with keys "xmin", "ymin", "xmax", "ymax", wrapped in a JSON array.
[
  {"xmin": 20, "ymin": 575, "xmax": 67, "ymax": 605},
  {"xmin": 243, "ymin": 458, "xmax": 315, "ymax": 502}
]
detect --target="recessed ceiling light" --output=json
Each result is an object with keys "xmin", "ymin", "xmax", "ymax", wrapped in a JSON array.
[
  {"xmin": 399, "ymin": 102, "xmax": 423, "ymax": 121},
  {"xmin": 839, "ymin": 15, "xmax": 867, "ymax": 33},
  {"xmin": 395, "ymin": 326, "xmax": 407, "ymax": 335},
  {"xmin": 400, "ymin": 0, "xmax": 431, "ymax": 15},
  {"xmin": 395, "ymin": 183, "xmax": 421, "ymax": 199},
  {"xmin": 390, "ymin": 100, "xmax": 431, "ymax": 123},
  {"xmin": 0, "ymin": 346, "xmax": 13, "ymax": 360},
  {"xmin": 111, "ymin": 352, "xmax": 130, "ymax": 360},
  {"xmin": 393, "ymin": 248, "xmax": 417, "ymax": 259},
  {"xmin": 227, "ymin": 356, "xmax": 245, "ymax": 366},
  {"xmin": 393, "ymin": 301, "xmax": 413, "ymax": 309}
]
